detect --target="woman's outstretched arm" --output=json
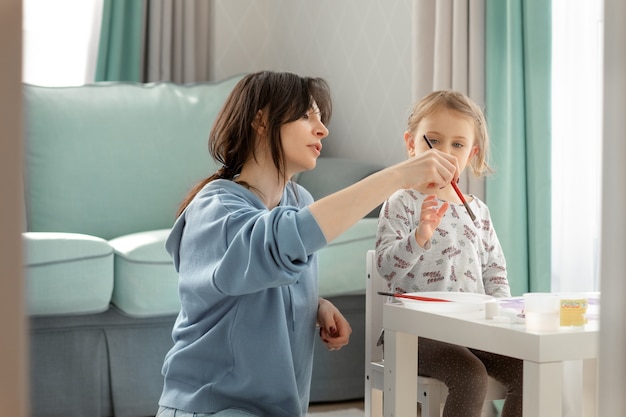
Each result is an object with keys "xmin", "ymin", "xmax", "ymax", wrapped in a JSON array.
[{"xmin": 308, "ymin": 149, "xmax": 459, "ymax": 243}]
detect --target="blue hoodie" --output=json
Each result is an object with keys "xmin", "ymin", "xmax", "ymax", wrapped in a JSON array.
[{"xmin": 159, "ymin": 179, "xmax": 328, "ymax": 417}]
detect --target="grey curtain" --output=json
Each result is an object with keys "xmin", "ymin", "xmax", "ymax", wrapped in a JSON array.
[
  {"xmin": 144, "ymin": 0, "xmax": 212, "ymax": 83},
  {"xmin": 411, "ymin": 0, "xmax": 486, "ymax": 200}
]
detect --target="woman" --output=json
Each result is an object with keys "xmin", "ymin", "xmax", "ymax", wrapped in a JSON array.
[{"xmin": 157, "ymin": 71, "xmax": 459, "ymax": 417}]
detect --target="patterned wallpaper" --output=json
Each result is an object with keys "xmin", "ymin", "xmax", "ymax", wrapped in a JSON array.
[{"xmin": 212, "ymin": 0, "xmax": 413, "ymax": 167}]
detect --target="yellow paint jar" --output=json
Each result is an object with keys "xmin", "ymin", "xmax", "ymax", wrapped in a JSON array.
[{"xmin": 560, "ymin": 297, "xmax": 588, "ymax": 327}]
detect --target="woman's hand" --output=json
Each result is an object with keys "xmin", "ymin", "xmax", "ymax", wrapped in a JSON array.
[
  {"xmin": 415, "ymin": 194, "xmax": 448, "ymax": 248},
  {"xmin": 317, "ymin": 298, "xmax": 352, "ymax": 351},
  {"xmin": 400, "ymin": 148, "xmax": 459, "ymax": 191},
  {"xmin": 307, "ymin": 148, "xmax": 458, "ymax": 244}
]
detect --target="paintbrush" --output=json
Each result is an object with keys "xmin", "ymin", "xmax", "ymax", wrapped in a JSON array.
[
  {"xmin": 423, "ymin": 135, "xmax": 476, "ymax": 222},
  {"xmin": 377, "ymin": 291, "xmax": 451, "ymax": 302}
]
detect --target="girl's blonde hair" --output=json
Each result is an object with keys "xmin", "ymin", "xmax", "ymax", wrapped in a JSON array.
[{"xmin": 407, "ymin": 90, "xmax": 492, "ymax": 177}]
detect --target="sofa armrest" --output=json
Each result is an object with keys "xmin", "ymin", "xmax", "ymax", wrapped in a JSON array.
[{"xmin": 23, "ymin": 232, "xmax": 114, "ymax": 316}]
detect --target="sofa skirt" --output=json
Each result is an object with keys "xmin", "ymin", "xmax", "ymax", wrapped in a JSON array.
[
  {"xmin": 310, "ymin": 294, "xmax": 365, "ymax": 403},
  {"xmin": 30, "ymin": 308, "xmax": 175, "ymax": 417},
  {"xmin": 29, "ymin": 295, "xmax": 365, "ymax": 416}
]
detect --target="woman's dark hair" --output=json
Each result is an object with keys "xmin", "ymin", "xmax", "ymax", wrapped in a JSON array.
[{"xmin": 176, "ymin": 71, "xmax": 332, "ymax": 216}]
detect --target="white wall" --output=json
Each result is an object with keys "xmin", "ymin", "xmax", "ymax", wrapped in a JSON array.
[
  {"xmin": 212, "ymin": 0, "xmax": 413, "ymax": 167},
  {"xmin": 211, "ymin": 1, "xmax": 271, "ymax": 79}
]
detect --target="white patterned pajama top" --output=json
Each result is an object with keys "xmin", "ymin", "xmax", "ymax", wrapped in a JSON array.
[{"xmin": 375, "ymin": 189, "xmax": 511, "ymax": 298}]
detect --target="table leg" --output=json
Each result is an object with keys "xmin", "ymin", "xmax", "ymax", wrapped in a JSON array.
[
  {"xmin": 523, "ymin": 361, "xmax": 563, "ymax": 417},
  {"xmin": 581, "ymin": 358, "xmax": 597, "ymax": 417},
  {"xmin": 383, "ymin": 329, "xmax": 418, "ymax": 417}
]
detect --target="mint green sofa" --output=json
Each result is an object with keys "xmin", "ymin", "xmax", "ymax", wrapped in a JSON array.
[{"xmin": 23, "ymin": 76, "xmax": 382, "ymax": 416}]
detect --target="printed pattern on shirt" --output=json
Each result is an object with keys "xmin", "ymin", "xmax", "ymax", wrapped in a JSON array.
[{"xmin": 375, "ymin": 189, "xmax": 510, "ymax": 297}]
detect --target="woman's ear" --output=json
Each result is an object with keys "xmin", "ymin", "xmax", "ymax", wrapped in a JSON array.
[
  {"xmin": 404, "ymin": 131, "xmax": 416, "ymax": 157},
  {"xmin": 252, "ymin": 110, "xmax": 268, "ymax": 135}
]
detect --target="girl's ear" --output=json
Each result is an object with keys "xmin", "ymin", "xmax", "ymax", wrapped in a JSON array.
[
  {"xmin": 468, "ymin": 145, "xmax": 480, "ymax": 160},
  {"xmin": 404, "ymin": 131, "xmax": 416, "ymax": 157}
]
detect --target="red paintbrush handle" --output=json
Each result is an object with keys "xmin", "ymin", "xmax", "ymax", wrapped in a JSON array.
[
  {"xmin": 451, "ymin": 181, "xmax": 476, "ymax": 222},
  {"xmin": 378, "ymin": 291, "xmax": 451, "ymax": 302},
  {"xmin": 422, "ymin": 135, "xmax": 476, "ymax": 222}
]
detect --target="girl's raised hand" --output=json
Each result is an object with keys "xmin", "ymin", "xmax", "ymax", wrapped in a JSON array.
[{"xmin": 415, "ymin": 194, "xmax": 448, "ymax": 248}]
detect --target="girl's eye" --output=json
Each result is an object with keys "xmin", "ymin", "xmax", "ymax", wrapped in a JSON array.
[{"xmin": 453, "ymin": 143, "xmax": 464, "ymax": 148}]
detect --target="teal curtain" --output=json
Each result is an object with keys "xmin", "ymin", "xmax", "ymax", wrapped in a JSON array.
[
  {"xmin": 95, "ymin": 0, "xmax": 144, "ymax": 82},
  {"xmin": 485, "ymin": 0, "xmax": 551, "ymax": 295}
]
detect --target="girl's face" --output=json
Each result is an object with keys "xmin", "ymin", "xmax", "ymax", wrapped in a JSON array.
[
  {"xmin": 280, "ymin": 102, "xmax": 329, "ymax": 176},
  {"xmin": 405, "ymin": 108, "xmax": 478, "ymax": 175}
]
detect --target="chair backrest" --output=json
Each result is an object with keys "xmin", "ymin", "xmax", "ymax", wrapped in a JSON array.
[
  {"xmin": 366, "ymin": 249, "xmax": 388, "ymax": 365},
  {"xmin": 365, "ymin": 251, "xmax": 506, "ymax": 417}
]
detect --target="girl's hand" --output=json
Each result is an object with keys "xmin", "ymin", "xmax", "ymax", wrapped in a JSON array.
[
  {"xmin": 317, "ymin": 298, "xmax": 352, "ymax": 351},
  {"xmin": 415, "ymin": 194, "xmax": 448, "ymax": 247}
]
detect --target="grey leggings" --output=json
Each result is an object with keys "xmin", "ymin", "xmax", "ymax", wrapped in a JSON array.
[{"xmin": 418, "ymin": 338, "xmax": 523, "ymax": 417}]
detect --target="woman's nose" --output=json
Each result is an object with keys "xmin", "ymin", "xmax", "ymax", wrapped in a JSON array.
[{"xmin": 316, "ymin": 122, "xmax": 329, "ymax": 138}]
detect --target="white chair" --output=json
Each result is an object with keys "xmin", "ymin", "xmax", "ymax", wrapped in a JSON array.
[{"xmin": 364, "ymin": 249, "xmax": 505, "ymax": 417}]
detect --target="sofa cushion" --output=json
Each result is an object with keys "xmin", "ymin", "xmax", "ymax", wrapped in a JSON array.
[
  {"xmin": 318, "ymin": 218, "xmax": 378, "ymax": 297},
  {"xmin": 23, "ymin": 75, "xmax": 243, "ymax": 241},
  {"xmin": 23, "ymin": 232, "xmax": 114, "ymax": 316},
  {"xmin": 109, "ymin": 229, "xmax": 180, "ymax": 317}
]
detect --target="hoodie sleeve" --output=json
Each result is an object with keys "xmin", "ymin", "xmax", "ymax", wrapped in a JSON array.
[
  {"xmin": 214, "ymin": 204, "xmax": 327, "ymax": 295},
  {"xmin": 166, "ymin": 182, "xmax": 328, "ymax": 296}
]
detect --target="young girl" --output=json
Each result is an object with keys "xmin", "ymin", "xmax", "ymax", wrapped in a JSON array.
[
  {"xmin": 376, "ymin": 90, "xmax": 523, "ymax": 417},
  {"xmin": 157, "ymin": 71, "xmax": 460, "ymax": 417}
]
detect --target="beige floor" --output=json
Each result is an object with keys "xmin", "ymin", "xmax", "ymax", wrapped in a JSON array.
[
  {"xmin": 308, "ymin": 399, "xmax": 364, "ymax": 412},
  {"xmin": 309, "ymin": 397, "xmax": 499, "ymax": 416}
]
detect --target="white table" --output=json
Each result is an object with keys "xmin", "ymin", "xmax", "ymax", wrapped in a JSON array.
[{"xmin": 382, "ymin": 302, "xmax": 599, "ymax": 417}]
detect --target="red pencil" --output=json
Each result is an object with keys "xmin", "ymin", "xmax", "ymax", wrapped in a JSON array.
[{"xmin": 423, "ymin": 135, "xmax": 477, "ymax": 222}]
